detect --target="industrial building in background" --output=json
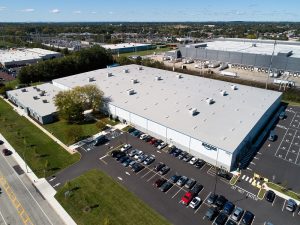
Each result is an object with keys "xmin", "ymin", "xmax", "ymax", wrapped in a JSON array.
[
  {"xmin": 177, "ymin": 38, "xmax": 300, "ymax": 76},
  {"xmin": 7, "ymin": 65, "xmax": 282, "ymax": 171},
  {"xmin": 0, "ymin": 48, "xmax": 62, "ymax": 68},
  {"xmin": 100, "ymin": 43, "xmax": 155, "ymax": 54}
]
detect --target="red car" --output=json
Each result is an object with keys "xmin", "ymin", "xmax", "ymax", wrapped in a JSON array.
[
  {"xmin": 180, "ymin": 192, "xmax": 195, "ymax": 205},
  {"xmin": 149, "ymin": 138, "xmax": 157, "ymax": 145},
  {"xmin": 154, "ymin": 178, "xmax": 166, "ymax": 188}
]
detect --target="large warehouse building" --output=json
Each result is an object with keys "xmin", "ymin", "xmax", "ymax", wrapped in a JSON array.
[
  {"xmin": 179, "ymin": 39, "xmax": 300, "ymax": 75},
  {"xmin": 0, "ymin": 48, "xmax": 62, "ymax": 68},
  {"xmin": 100, "ymin": 43, "xmax": 155, "ymax": 54},
  {"xmin": 7, "ymin": 65, "xmax": 282, "ymax": 171}
]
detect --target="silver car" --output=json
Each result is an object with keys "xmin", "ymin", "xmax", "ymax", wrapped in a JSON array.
[{"xmin": 231, "ymin": 207, "xmax": 244, "ymax": 221}]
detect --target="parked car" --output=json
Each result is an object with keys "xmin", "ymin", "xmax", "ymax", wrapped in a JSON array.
[
  {"xmin": 143, "ymin": 156, "xmax": 155, "ymax": 165},
  {"xmin": 144, "ymin": 136, "xmax": 152, "ymax": 142},
  {"xmin": 154, "ymin": 162, "xmax": 165, "ymax": 172},
  {"xmin": 168, "ymin": 145, "xmax": 177, "ymax": 154},
  {"xmin": 149, "ymin": 138, "xmax": 157, "ymax": 145},
  {"xmin": 213, "ymin": 212, "xmax": 228, "ymax": 225},
  {"xmin": 265, "ymin": 190, "xmax": 276, "ymax": 203},
  {"xmin": 231, "ymin": 207, "xmax": 244, "ymax": 222},
  {"xmin": 217, "ymin": 170, "xmax": 232, "ymax": 180},
  {"xmin": 111, "ymin": 150, "xmax": 121, "ymax": 158},
  {"xmin": 268, "ymin": 130, "xmax": 277, "ymax": 142},
  {"xmin": 92, "ymin": 135, "xmax": 107, "ymax": 146},
  {"xmin": 191, "ymin": 183, "xmax": 203, "ymax": 195},
  {"xmin": 194, "ymin": 159, "xmax": 206, "ymax": 168},
  {"xmin": 183, "ymin": 154, "xmax": 193, "ymax": 162},
  {"xmin": 120, "ymin": 144, "xmax": 132, "ymax": 152},
  {"xmin": 133, "ymin": 150, "xmax": 143, "ymax": 159},
  {"xmin": 178, "ymin": 151, "xmax": 188, "ymax": 160},
  {"xmin": 131, "ymin": 130, "xmax": 141, "ymax": 137},
  {"xmin": 139, "ymin": 133, "xmax": 149, "ymax": 140},
  {"xmin": 180, "ymin": 192, "xmax": 195, "ymax": 205},
  {"xmin": 176, "ymin": 176, "xmax": 188, "ymax": 187},
  {"xmin": 137, "ymin": 154, "xmax": 148, "ymax": 163},
  {"xmin": 279, "ymin": 111, "xmax": 286, "ymax": 120},
  {"xmin": 122, "ymin": 158, "xmax": 132, "ymax": 167},
  {"xmin": 132, "ymin": 163, "xmax": 144, "ymax": 173},
  {"xmin": 285, "ymin": 199, "xmax": 297, "ymax": 212},
  {"xmin": 225, "ymin": 219, "xmax": 237, "ymax": 225},
  {"xmin": 154, "ymin": 178, "xmax": 166, "ymax": 188},
  {"xmin": 207, "ymin": 193, "xmax": 218, "ymax": 205},
  {"xmin": 159, "ymin": 165, "xmax": 170, "ymax": 175},
  {"xmin": 115, "ymin": 152, "xmax": 126, "ymax": 160},
  {"xmin": 127, "ymin": 127, "xmax": 136, "ymax": 133},
  {"xmin": 153, "ymin": 139, "xmax": 162, "ymax": 147},
  {"xmin": 189, "ymin": 157, "xmax": 198, "ymax": 165},
  {"xmin": 189, "ymin": 196, "xmax": 202, "ymax": 209},
  {"xmin": 184, "ymin": 178, "xmax": 196, "ymax": 189},
  {"xmin": 118, "ymin": 155, "xmax": 129, "ymax": 163},
  {"xmin": 172, "ymin": 148, "xmax": 182, "ymax": 157},
  {"xmin": 170, "ymin": 174, "xmax": 181, "ymax": 183},
  {"xmin": 2, "ymin": 149, "xmax": 12, "ymax": 156},
  {"xmin": 205, "ymin": 207, "xmax": 219, "ymax": 221},
  {"xmin": 223, "ymin": 201, "xmax": 235, "ymax": 215},
  {"xmin": 241, "ymin": 211, "xmax": 254, "ymax": 225},
  {"xmin": 157, "ymin": 142, "xmax": 167, "ymax": 150},
  {"xmin": 159, "ymin": 181, "xmax": 173, "ymax": 192},
  {"xmin": 215, "ymin": 195, "xmax": 227, "ymax": 210},
  {"xmin": 129, "ymin": 160, "xmax": 137, "ymax": 168},
  {"xmin": 128, "ymin": 149, "xmax": 140, "ymax": 157}
]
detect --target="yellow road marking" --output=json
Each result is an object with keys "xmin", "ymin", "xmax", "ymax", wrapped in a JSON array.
[{"xmin": 0, "ymin": 175, "xmax": 34, "ymax": 225}]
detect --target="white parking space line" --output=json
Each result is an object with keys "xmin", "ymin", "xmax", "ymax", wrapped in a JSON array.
[
  {"xmin": 141, "ymin": 169, "xmax": 153, "ymax": 178},
  {"xmin": 172, "ymin": 186, "xmax": 185, "ymax": 199},
  {"xmin": 147, "ymin": 172, "xmax": 158, "ymax": 182},
  {"xmin": 272, "ymin": 196, "xmax": 277, "ymax": 207},
  {"xmin": 275, "ymin": 129, "xmax": 289, "ymax": 156},
  {"xmin": 282, "ymin": 200, "xmax": 286, "ymax": 211},
  {"xmin": 0, "ymin": 209, "xmax": 8, "ymax": 225},
  {"xmin": 99, "ymin": 158, "xmax": 108, "ymax": 165},
  {"xmin": 290, "ymin": 112, "xmax": 297, "ymax": 127},
  {"xmin": 99, "ymin": 155, "xmax": 108, "ymax": 160},
  {"xmin": 53, "ymin": 183, "xmax": 60, "ymax": 188},
  {"xmin": 202, "ymin": 192, "xmax": 211, "ymax": 207}
]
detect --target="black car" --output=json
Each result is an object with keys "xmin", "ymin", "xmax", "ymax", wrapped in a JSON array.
[
  {"xmin": 178, "ymin": 151, "xmax": 188, "ymax": 160},
  {"xmin": 241, "ymin": 211, "xmax": 254, "ymax": 225},
  {"xmin": 265, "ymin": 190, "xmax": 276, "ymax": 203},
  {"xmin": 119, "ymin": 156, "xmax": 129, "ymax": 163},
  {"xmin": 143, "ymin": 156, "xmax": 155, "ymax": 165},
  {"xmin": 172, "ymin": 148, "xmax": 182, "ymax": 157},
  {"xmin": 205, "ymin": 207, "xmax": 219, "ymax": 221},
  {"xmin": 217, "ymin": 170, "xmax": 232, "ymax": 180},
  {"xmin": 144, "ymin": 136, "xmax": 152, "ymax": 142},
  {"xmin": 191, "ymin": 183, "xmax": 203, "ymax": 195},
  {"xmin": 154, "ymin": 178, "xmax": 166, "ymax": 188},
  {"xmin": 159, "ymin": 181, "xmax": 173, "ymax": 192},
  {"xmin": 111, "ymin": 150, "xmax": 121, "ymax": 158},
  {"xmin": 207, "ymin": 193, "xmax": 218, "ymax": 205},
  {"xmin": 195, "ymin": 159, "xmax": 206, "ymax": 169},
  {"xmin": 2, "ymin": 149, "xmax": 12, "ymax": 156},
  {"xmin": 168, "ymin": 146, "xmax": 177, "ymax": 154},
  {"xmin": 225, "ymin": 219, "xmax": 237, "ymax": 225},
  {"xmin": 183, "ymin": 154, "xmax": 193, "ymax": 162},
  {"xmin": 159, "ymin": 165, "xmax": 170, "ymax": 175},
  {"xmin": 215, "ymin": 195, "xmax": 227, "ymax": 210},
  {"xmin": 127, "ymin": 127, "xmax": 136, "ymax": 133},
  {"xmin": 154, "ymin": 162, "xmax": 165, "ymax": 172},
  {"xmin": 153, "ymin": 140, "xmax": 162, "ymax": 147},
  {"xmin": 170, "ymin": 174, "xmax": 181, "ymax": 183},
  {"xmin": 92, "ymin": 135, "xmax": 107, "ymax": 146},
  {"xmin": 184, "ymin": 178, "xmax": 196, "ymax": 189},
  {"xmin": 214, "ymin": 212, "xmax": 228, "ymax": 225},
  {"xmin": 132, "ymin": 163, "xmax": 144, "ymax": 173},
  {"xmin": 115, "ymin": 152, "xmax": 126, "ymax": 160}
]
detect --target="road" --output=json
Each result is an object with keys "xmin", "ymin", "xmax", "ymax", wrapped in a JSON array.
[{"xmin": 0, "ymin": 145, "xmax": 66, "ymax": 225}]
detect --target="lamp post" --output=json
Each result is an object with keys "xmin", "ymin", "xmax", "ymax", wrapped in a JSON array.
[{"xmin": 213, "ymin": 148, "xmax": 220, "ymax": 195}]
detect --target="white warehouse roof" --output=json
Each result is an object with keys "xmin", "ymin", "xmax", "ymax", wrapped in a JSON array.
[
  {"xmin": 101, "ymin": 43, "xmax": 151, "ymax": 50},
  {"xmin": 52, "ymin": 65, "xmax": 282, "ymax": 152}
]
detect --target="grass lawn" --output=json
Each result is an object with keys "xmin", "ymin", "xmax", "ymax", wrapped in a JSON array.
[
  {"xmin": 99, "ymin": 117, "xmax": 119, "ymax": 126},
  {"xmin": 55, "ymin": 169, "xmax": 170, "ymax": 225},
  {"xmin": 229, "ymin": 175, "xmax": 239, "ymax": 186},
  {"xmin": 121, "ymin": 125, "xmax": 133, "ymax": 132},
  {"xmin": 43, "ymin": 120, "xmax": 101, "ymax": 146},
  {"xmin": 266, "ymin": 182, "xmax": 300, "ymax": 201},
  {"xmin": 257, "ymin": 188, "xmax": 266, "ymax": 200},
  {"xmin": 282, "ymin": 100, "xmax": 300, "ymax": 107},
  {"xmin": 0, "ymin": 99, "xmax": 80, "ymax": 177},
  {"xmin": 118, "ymin": 47, "xmax": 172, "ymax": 57}
]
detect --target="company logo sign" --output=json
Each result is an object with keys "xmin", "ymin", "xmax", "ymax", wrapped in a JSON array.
[{"xmin": 202, "ymin": 142, "xmax": 217, "ymax": 151}]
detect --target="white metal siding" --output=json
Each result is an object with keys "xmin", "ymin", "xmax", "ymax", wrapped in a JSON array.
[
  {"xmin": 147, "ymin": 120, "xmax": 167, "ymax": 137},
  {"xmin": 130, "ymin": 113, "xmax": 147, "ymax": 129},
  {"xmin": 167, "ymin": 128, "xmax": 190, "ymax": 148},
  {"xmin": 115, "ymin": 107, "xmax": 130, "ymax": 121}
]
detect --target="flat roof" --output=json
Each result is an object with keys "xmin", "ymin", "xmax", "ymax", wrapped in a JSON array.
[
  {"xmin": 0, "ymin": 48, "xmax": 60, "ymax": 64},
  {"xmin": 7, "ymin": 83, "xmax": 60, "ymax": 116},
  {"xmin": 191, "ymin": 40, "xmax": 300, "ymax": 58},
  {"xmin": 53, "ymin": 65, "xmax": 282, "ymax": 152},
  {"xmin": 101, "ymin": 43, "xmax": 151, "ymax": 50}
]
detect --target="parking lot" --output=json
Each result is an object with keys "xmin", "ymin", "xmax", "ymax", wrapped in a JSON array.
[{"xmin": 48, "ymin": 127, "xmax": 299, "ymax": 225}]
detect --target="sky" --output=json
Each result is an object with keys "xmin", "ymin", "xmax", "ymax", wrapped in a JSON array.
[{"xmin": 0, "ymin": 0, "xmax": 300, "ymax": 22}]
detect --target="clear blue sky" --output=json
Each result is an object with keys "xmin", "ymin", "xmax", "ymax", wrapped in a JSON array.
[{"xmin": 0, "ymin": 0, "xmax": 299, "ymax": 22}]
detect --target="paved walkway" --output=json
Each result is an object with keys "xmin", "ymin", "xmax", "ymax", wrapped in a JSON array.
[{"xmin": 1, "ymin": 97, "xmax": 77, "ymax": 154}]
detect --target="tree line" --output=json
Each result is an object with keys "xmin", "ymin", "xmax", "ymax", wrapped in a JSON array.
[{"xmin": 18, "ymin": 45, "xmax": 113, "ymax": 84}]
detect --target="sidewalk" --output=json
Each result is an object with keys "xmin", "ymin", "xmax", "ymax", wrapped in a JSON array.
[
  {"xmin": 0, "ymin": 133, "xmax": 77, "ymax": 225},
  {"xmin": 2, "ymin": 97, "xmax": 76, "ymax": 155}
]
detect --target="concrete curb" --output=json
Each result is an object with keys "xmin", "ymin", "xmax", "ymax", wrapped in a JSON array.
[
  {"xmin": 263, "ymin": 183, "xmax": 300, "ymax": 205},
  {"xmin": 0, "ymin": 133, "xmax": 77, "ymax": 225}
]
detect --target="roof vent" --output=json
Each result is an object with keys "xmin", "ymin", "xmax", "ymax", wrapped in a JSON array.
[
  {"xmin": 21, "ymin": 88, "xmax": 27, "ymax": 92},
  {"xmin": 220, "ymin": 90, "xmax": 227, "ymax": 96},
  {"xmin": 107, "ymin": 72, "xmax": 112, "ymax": 77},
  {"xmin": 33, "ymin": 96, "xmax": 39, "ymax": 100},
  {"xmin": 126, "ymin": 89, "xmax": 135, "ymax": 95},
  {"xmin": 131, "ymin": 79, "xmax": 138, "ymax": 84},
  {"xmin": 138, "ymin": 66, "xmax": 143, "ymax": 70},
  {"xmin": 189, "ymin": 108, "xmax": 198, "ymax": 116},
  {"xmin": 206, "ymin": 98, "xmax": 214, "ymax": 105},
  {"xmin": 42, "ymin": 99, "xmax": 48, "ymax": 103},
  {"xmin": 176, "ymin": 74, "xmax": 182, "ymax": 79},
  {"xmin": 231, "ymin": 85, "xmax": 238, "ymax": 90},
  {"xmin": 39, "ymin": 91, "xmax": 46, "ymax": 96},
  {"xmin": 36, "ymin": 88, "xmax": 40, "ymax": 92},
  {"xmin": 155, "ymin": 76, "xmax": 162, "ymax": 81},
  {"xmin": 123, "ymin": 69, "xmax": 129, "ymax": 73}
]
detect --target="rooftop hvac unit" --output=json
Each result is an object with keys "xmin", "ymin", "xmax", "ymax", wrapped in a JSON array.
[
  {"xmin": 155, "ymin": 76, "xmax": 162, "ymax": 81},
  {"xmin": 33, "ymin": 96, "xmax": 39, "ymax": 100},
  {"xmin": 231, "ymin": 85, "xmax": 238, "ymax": 90},
  {"xmin": 39, "ymin": 91, "xmax": 45, "ymax": 96},
  {"xmin": 206, "ymin": 98, "xmax": 214, "ymax": 105},
  {"xmin": 138, "ymin": 66, "xmax": 143, "ymax": 70},
  {"xmin": 36, "ymin": 88, "xmax": 41, "ymax": 92},
  {"xmin": 42, "ymin": 99, "xmax": 48, "ymax": 103},
  {"xmin": 189, "ymin": 108, "xmax": 198, "ymax": 116},
  {"xmin": 88, "ymin": 77, "xmax": 95, "ymax": 82},
  {"xmin": 107, "ymin": 72, "xmax": 112, "ymax": 77},
  {"xmin": 123, "ymin": 69, "xmax": 129, "ymax": 73},
  {"xmin": 126, "ymin": 89, "xmax": 135, "ymax": 95},
  {"xmin": 21, "ymin": 88, "xmax": 27, "ymax": 92},
  {"xmin": 131, "ymin": 79, "xmax": 138, "ymax": 84},
  {"xmin": 220, "ymin": 90, "xmax": 227, "ymax": 96},
  {"xmin": 176, "ymin": 74, "xmax": 182, "ymax": 79}
]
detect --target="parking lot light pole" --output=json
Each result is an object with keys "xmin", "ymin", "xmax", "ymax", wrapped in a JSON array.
[{"xmin": 213, "ymin": 148, "xmax": 220, "ymax": 195}]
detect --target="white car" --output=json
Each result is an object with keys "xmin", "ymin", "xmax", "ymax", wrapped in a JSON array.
[
  {"xmin": 189, "ymin": 157, "xmax": 198, "ymax": 165},
  {"xmin": 157, "ymin": 142, "xmax": 167, "ymax": 150},
  {"xmin": 139, "ymin": 134, "xmax": 148, "ymax": 140},
  {"xmin": 120, "ymin": 144, "xmax": 132, "ymax": 152},
  {"xmin": 189, "ymin": 196, "xmax": 202, "ymax": 209},
  {"xmin": 134, "ymin": 150, "xmax": 143, "ymax": 159}
]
